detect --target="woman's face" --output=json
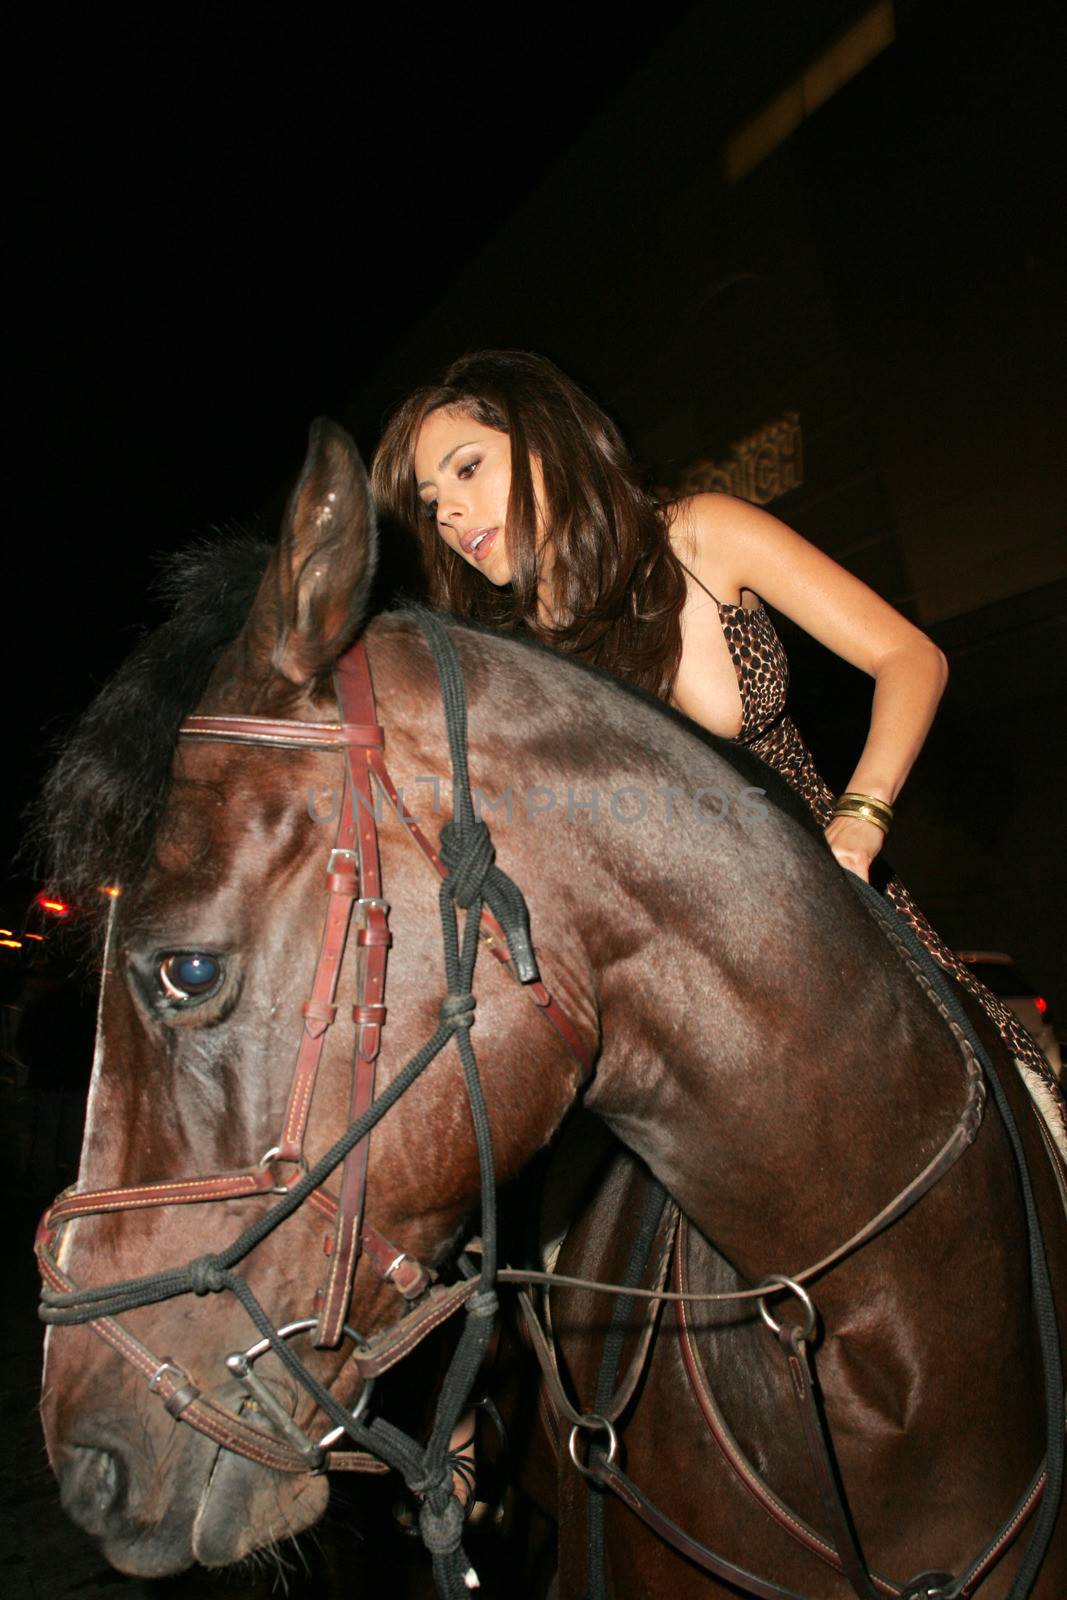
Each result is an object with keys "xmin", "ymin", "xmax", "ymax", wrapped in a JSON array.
[{"xmin": 413, "ymin": 409, "xmax": 521, "ymax": 587}]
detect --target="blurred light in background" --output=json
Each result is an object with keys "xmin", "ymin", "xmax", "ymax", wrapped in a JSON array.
[{"xmin": 35, "ymin": 895, "xmax": 70, "ymax": 917}]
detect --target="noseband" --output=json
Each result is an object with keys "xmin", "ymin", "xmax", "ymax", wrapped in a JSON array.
[{"xmin": 38, "ymin": 613, "xmax": 592, "ymax": 1592}]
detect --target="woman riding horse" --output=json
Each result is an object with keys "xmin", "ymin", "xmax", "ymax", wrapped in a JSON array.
[{"xmin": 372, "ymin": 349, "xmax": 1061, "ymax": 1105}]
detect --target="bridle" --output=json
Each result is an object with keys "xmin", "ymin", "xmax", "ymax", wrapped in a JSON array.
[
  {"xmin": 37, "ymin": 611, "xmax": 1064, "ymax": 1599},
  {"xmin": 38, "ymin": 612, "xmax": 594, "ymax": 1596}
]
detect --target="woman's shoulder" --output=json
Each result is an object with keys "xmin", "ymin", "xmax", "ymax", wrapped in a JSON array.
[{"xmin": 664, "ymin": 493, "xmax": 753, "ymax": 605}]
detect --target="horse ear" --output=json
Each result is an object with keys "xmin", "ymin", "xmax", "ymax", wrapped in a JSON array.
[{"xmin": 245, "ymin": 418, "xmax": 378, "ymax": 686}]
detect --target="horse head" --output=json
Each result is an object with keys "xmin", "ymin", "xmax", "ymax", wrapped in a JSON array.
[{"xmin": 37, "ymin": 420, "xmax": 593, "ymax": 1576}]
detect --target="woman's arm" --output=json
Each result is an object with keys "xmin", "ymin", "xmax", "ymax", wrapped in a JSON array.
[{"xmin": 681, "ymin": 493, "xmax": 949, "ymax": 881}]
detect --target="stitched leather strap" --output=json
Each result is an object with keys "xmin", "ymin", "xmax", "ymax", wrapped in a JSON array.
[
  {"xmin": 44, "ymin": 1167, "xmax": 283, "ymax": 1221},
  {"xmin": 778, "ymin": 1325, "xmax": 880, "ymax": 1600},
  {"xmin": 315, "ymin": 648, "xmax": 391, "ymax": 1348},
  {"xmin": 276, "ymin": 778, "xmax": 360, "ymax": 1162},
  {"xmin": 41, "ymin": 1172, "xmax": 431, "ymax": 1304},
  {"xmin": 181, "ymin": 714, "xmax": 384, "ymax": 748}
]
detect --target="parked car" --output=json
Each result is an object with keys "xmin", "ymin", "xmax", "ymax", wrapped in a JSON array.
[{"xmin": 955, "ymin": 950, "xmax": 1062, "ymax": 1079}]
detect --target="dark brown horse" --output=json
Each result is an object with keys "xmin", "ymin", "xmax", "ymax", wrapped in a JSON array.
[{"xmin": 35, "ymin": 422, "xmax": 1065, "ymax": 1595}]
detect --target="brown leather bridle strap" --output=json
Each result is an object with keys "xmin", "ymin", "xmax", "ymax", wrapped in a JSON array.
[
  {"xmin": 592, "ymin": 1455, "xmax": 829, "ymax": 1600},
  {"xmin": 44, "ymin": 1168, "xmax": 282, "ymax": 1218},
  {"xmin": 315, "ymin": 647, "xmax": 391, "ymax": 1348},
  {"xmin": 777, "ymin": 1324, "xmax": 881, "ymax": 1600},
  {"xmin": 181, "ymin": 714, "xmax": 384, "ymax": 748},
  {"xmin": 38, "ymin": 1236, "xmax": 317, "ymax": 1472},
  {"xmin": 40, "ymin": 1166, "xmax": 429, "ymax": 1302},
  {"xmin": 275, "ymin": 771, "xmax": 360, "ymax": 1163},
  {"xmin": 957, "ymin": 1473, "xmax": 1049, "ymax": 1597}
]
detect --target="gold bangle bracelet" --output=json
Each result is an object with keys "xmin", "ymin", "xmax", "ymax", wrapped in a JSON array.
[
  {"xmin": 837, "ymin": 791, "xmax": 894, "ymax": 822},
  {"xmin": 832, "ymin": 794, "xmax": 893, "ymax": 834},
  {"xmin": 832, "ymin": 807, "xmax": 889, "ymax": 835}
]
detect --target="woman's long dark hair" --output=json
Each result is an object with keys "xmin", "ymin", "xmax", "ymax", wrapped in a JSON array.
[{"xmin": 371, "ymin": 350, "xmax": 687, "ymax": 699}]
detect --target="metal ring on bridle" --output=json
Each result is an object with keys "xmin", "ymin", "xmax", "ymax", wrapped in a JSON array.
[
  {"xmin": 258, "ymin": 1146, "xmax": 310, "ymax": 1193},
  {"xmin": 567, "ymin": 1413, "xmax": 619, "ymax": 1478},
  {"xmin": 755, "ymin": 1275, "xmax": 818, "ymax": 1342},
  {"xmin": 900, "ymin": 1572, "xmax": 960, "ymax": 1600}
]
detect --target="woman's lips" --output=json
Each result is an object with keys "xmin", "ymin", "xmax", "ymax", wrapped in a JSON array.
[{"xmin": 467, "ymin": 528, "xmax": 498, "ymax": 563}]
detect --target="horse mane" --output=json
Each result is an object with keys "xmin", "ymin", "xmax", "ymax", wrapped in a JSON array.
[
  {"xmin": 29, "ymin": 533, "xmax": 274, "ymax": 944},
  {"xmin": 32, "ymin": 544, "xmax": 823, "ymax": 951}
]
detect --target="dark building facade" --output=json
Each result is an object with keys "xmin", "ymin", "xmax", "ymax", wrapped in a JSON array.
[{"xmin": 346, "ymin": 1, "xmax": 1066, "ymax": 1017}]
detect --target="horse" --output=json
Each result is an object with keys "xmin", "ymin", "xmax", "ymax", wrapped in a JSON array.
[{"xmin": 34, "ymin": 420, "xmax": 1066, "ymax": 1597}]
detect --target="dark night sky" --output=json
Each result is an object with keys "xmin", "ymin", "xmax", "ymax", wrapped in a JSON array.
[
  {"xmin": 9, "ymin": 1, "xmax": 1023, "ymax": 895},
  {"xmin": 8, "ymin": 11, "xmax": 711, "ymax": 881}
]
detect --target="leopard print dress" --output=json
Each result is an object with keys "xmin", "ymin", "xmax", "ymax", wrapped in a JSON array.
[{"xmin": 706, "ymin": 585, "xmax": 1061, "ymax": 1102}]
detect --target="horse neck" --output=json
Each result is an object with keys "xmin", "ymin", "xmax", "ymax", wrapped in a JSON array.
[
  {"xmin": 369, "ymin": 618, "xmax": 975, "ymax": 1290},
  {"xmin": 576, "ymin": 825, "xmax": 974, "ymax": 1291}
]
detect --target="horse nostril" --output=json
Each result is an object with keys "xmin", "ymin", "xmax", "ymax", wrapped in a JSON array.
[{"xmin": 61, "ymin": 1445, "xmax": 125, "ymax": 1535}]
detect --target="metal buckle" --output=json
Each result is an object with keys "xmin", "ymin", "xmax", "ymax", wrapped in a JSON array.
[
  {"xmin": 357, "ymin": 896, "xmax": 389, "ymax": 912},
  {"xmin": 327, "ymin": 848, "xmax": 358, "ymax": 874},
  {"xmin": 225, "ymin": 1318, "xmax": 375, "ymax": 1457},
  {"xmin": 147, "ymin": 1360, "xmax": 185, "ymax": 1394}
]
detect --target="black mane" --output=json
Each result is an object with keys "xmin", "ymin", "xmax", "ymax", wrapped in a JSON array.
[
  {"xmin": 32, "ymin": 540, "xmax": 824, "ymax": 950},
  {"xmin": 31, "ymin": 533, "xmax": 273, "ymax": 940}
]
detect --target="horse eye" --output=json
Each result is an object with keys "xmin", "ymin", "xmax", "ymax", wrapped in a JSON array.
[{"xmin": 158, "ymin": 953, "xmax": 222, "ymax": 1002}]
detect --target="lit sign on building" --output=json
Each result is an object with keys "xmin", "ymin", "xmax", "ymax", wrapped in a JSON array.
[{"xmin": 666, "ymin": 412, "xmax": 803, "ymax": 507}]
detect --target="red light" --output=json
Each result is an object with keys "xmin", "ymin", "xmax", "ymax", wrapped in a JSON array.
[
  {"xmin": 36, "ymin": 894, "xmax": 70, "ymax": 917},
  {"xmin": 1035, "ymin": 996, "xmax": 1048, "ymax": 1015}
]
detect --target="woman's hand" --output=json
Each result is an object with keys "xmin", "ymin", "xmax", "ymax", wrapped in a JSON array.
[{"xmin": 824, "ymin": 813, "xmax": 885, "ymax": 882}]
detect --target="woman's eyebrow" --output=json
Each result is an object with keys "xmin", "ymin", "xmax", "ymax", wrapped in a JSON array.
[{"xmin": 417, "ymin": 441, "xmax": 479, "ymax": 490}]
